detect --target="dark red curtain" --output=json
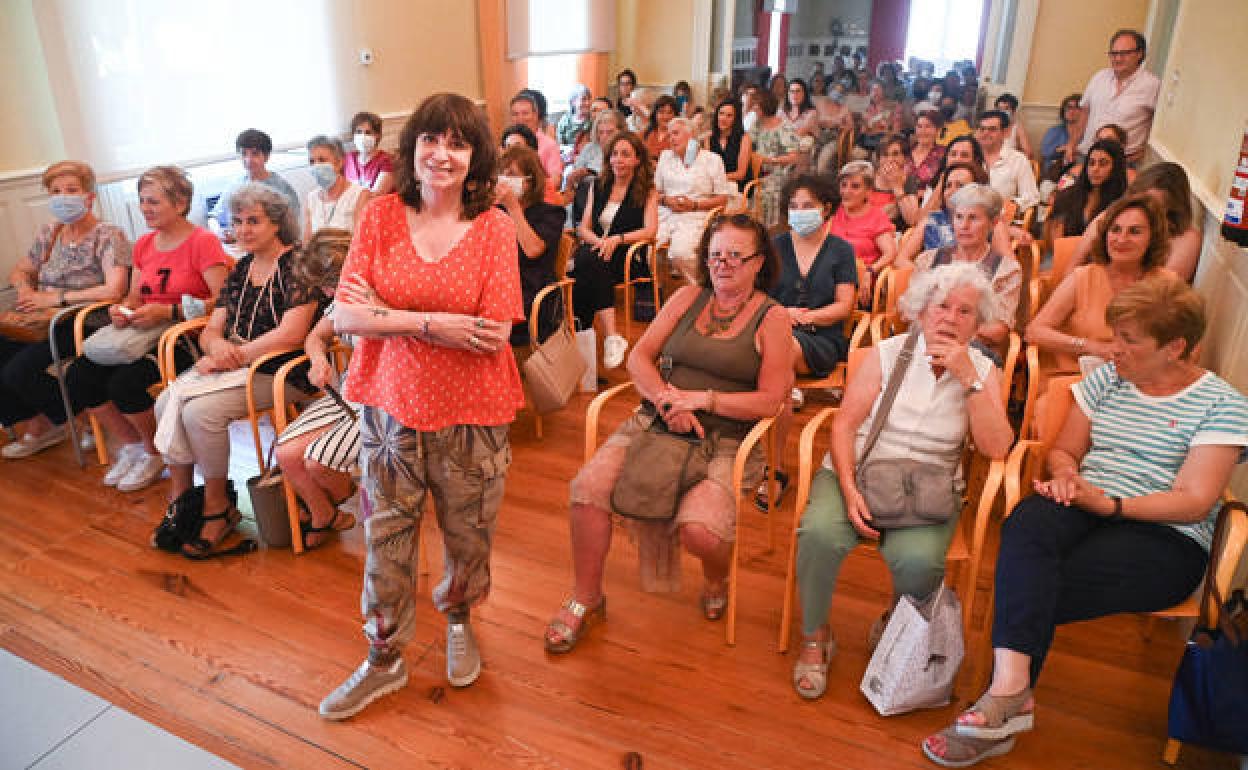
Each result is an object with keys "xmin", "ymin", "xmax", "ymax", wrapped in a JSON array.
[{"xmin": 867, "ymin": 0, "xmax": 912, "ymax": 71}]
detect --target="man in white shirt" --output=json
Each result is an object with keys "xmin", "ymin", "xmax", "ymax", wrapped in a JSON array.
[
  {"xmin": 1068, "ymin": 29, "xmax": 1160, "ymax": 164},
  {"xmin": 976, "ymin": 111, "xmax": 1040, "ymax": 212}
]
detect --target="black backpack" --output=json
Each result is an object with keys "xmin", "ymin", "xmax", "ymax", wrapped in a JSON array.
[{"xmin": 151, "ymin": 481, "xmax": 256, "ymax": 559}]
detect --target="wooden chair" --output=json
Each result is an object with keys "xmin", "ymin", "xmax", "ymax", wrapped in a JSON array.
[
  {"xmin": 792, "ymin": 309, "xmax": 871, "ymax": 397},
  {"xmin": 741, "ymin": 154, "xmax": 766, "ymax": 220},
  {"xmin": 1001, "ymin": 199, "xmax": 1020, "ymax": 227},
  {"xmin": 995, "ymin": 376, "xmax": 1248, "ymax": 753},
  {"xmin": 621, "ymin": 239, "xmax": 660, "ymax": 340},
  {"xmin": 158, "ymin": 317, "xmax": 209, "ymax": 387},
  {"xmin": 583, "ymin": 381, "xmax": 778, "ymax": 646},
  {"xmin": 777, "ymin": 346, "xmax": 1006, "ymax": 653},
  {"xmin": 1029, "ymin": 235, "xmax": 1081, "ymax": 315},
  {"xmin": 245, "ymin": 348, "xmax": 310, "ymax": 472},
  {"xmin": 524, "ymin": 233, "xmax": 578, "ymax": 439}
]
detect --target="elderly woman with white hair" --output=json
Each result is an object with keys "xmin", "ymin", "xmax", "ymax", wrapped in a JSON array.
[
  {"xmin": 911, "ymin": 183, "xmax": 1022, "ymax": 360},
  {"xmin": 655, "ymin": 116, "xmax": 737, "ymax": 280},
  {"xmin": 557, "ymin": 84, "xmax": 594, "ymax": 150},
  {"xmin": 791, "ymin": 262, "xmax": 1014, "ymax": 699}
]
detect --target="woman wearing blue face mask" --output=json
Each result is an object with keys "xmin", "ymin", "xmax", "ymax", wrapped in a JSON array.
[
  {"xmin": 655, "ymin": 117, "xmax": 737, "ymax": 281},
  {"xmin": 1, "ymin": 160, "xmax": 130, "ymax": 460},
  {"xmin": 756, "ymin": 174, "xmax": 858, "ymax": 509},
  {"xmin": 304, "ymin": 136, "xmax": 371, "ymax": 238}
]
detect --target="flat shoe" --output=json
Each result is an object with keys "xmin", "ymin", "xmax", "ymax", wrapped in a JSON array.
[
  {"xmin": 544, "ymin": 597, "xmax": 606, "ymax": 654},
  {"xmin": 954, "ymin": 688, "xmax": 1034, "ymax": 741},
  {"xmin": 922, "ymin": 727, "xmax": 1015, "ymax": 768},
  {"xmin": 792, "ymin": 637, "xmax": 836, "ymax": 699}
]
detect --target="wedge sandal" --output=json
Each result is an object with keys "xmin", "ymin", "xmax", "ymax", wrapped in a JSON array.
[
  {"xmin": 954, "ymin": 688, "xmax": 1034, "ymax": 741},
  {"xmin": 792, "ymin": 637, "xmax": 837, "ymax": 700},
  {"xmin": 544, "ymin": 597, "xmax": 606, "ymax": 654},
  {"xmin": 922, "ymin": 728, "xmax": 1016, "ymax": 768}
]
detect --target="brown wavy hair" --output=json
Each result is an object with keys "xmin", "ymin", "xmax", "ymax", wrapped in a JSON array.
[
  {"xmin": 1089, "ymin": 194, "xmax": 1169, "ymax": 271},
  {"xmin": 693, "ymin": 212, "xmax": 779, "ymax": 291},
  {"xmin": 395, "ymin": 93, "xmax": 496, "ymax": 219},
  {"xmin": 498, "ymin": 145, "xmax": 546, "ymax": 209},
  {"xmin": 598, "ymin": 132, "xmax": 653, "ymax": 209}
]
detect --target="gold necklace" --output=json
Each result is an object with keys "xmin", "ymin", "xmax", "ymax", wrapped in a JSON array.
[{"xmin": 706, "ymin": 293, "xmax": 751, "ymax": 335}]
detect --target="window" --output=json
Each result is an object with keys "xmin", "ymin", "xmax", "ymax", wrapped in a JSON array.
[
  {"xmin": 904, "ymin": 0, "xmax": 986, "ymax": 77},
  {"xmin": 34, "ymin": 0, "xmax": 339, "ymax": 176},
  {"xmin": 527, "ymin": 54, "xmax": 580, "ymax": 115},
  {"xmin": 506, "ymin": 0, "xmax": 613, "ymax": 113}
]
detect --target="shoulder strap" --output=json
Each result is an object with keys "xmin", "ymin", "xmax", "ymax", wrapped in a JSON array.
[
  {"xmin": 930, "ymin": 245, "xmax": 955, "ymax": 268},
  {"xmin": 41, "ymin": 223, "xmax": 66, "ymax": 265},
  {"xmin": 857, "ymin": 326, "xmax": 921, "ymax": 468},
  {"xmin": 744, "ymin": 294, "xmax": 777, "ymax": 335},
  {"xmin": 1198, "ymin": 500, "xmax": 1244, "ymax": 629}
]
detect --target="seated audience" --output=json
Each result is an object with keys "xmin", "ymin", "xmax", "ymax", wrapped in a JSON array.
[
  {"xmin": 899, "ymin": 163, "xmax": 1015, "ymax": 265},
  {"xmin": 615, "ymin": 68, "xmax": 637, "ymax": 118},
  {"xmin": 565, "ymin": 109, "xmax": 626, "ymax": 205},
  {"xmin": 210, "ymin": 129, "xmax": 301, "ymax": 242},
  {"xmin": 907, "ymin": 110, "xmax": 947, "ymax": 190},
  {"xmin": 783, "ymin": 78, "xmax": 820, "ymax": 146},
  {"xmin": 557, "ymin": 84, "xmax": 594, "ymax": 150},
  {"xmin": 304, "ymin": 135, "xmax": 371, "ymax": 236},
  {"xmin": 501, "ymin": 125, "xmax": 562, "ymax": 205},
  {"xmin": 1073, "ymin": 162, "xmax": 1201, "ymax": 282},
  {"xmin": 750, "ymin": 90, "xmax": 802, "ymax": 229},
  {"xmin": 154, "ymin": 183, "xmax": 320, "ymax": 556},
  {"xmin": 344, "ymin": 111, "xmax": 395, "ymax": 195},
  {"xmin": 828, "ymin": 160, "xmax": 897, "ymax": 306},
  {"xmin": 1040, "ymin": 94, "xmax": 1082, "ymax": 181},
  {"xmin": 761, "ymin": 175, "xmax": 858, "ymax": 509},
  {"xmin": 936, "ymin": 95, "xmax": 973, "ymax": 145},
  {"xmin": 1045, "ymin": 138, "xmax": 1127, "ymax": 241},
  {"xmin": 911, "ymin": 184, "xmax": 1022, "ymax": 358},
  {"xmin": 977, "ymin": 111, "xmax": 1040, "ymax": 211},
  {"xmin": 812, "ymin": 89, "xmax": 854, "ymax": 174},
  {"xmin": 64, "ymin": 166, "xmax": 230, "ymax": 489},
  {"xmin": 924, "ymin": 273, "xmax": 1248, "ymax": 767},
  {"xmin": 656, "ymin": 118, "xmax": 736, "ymax": 280},
  {"xmin": 1056, "ymin": 124, "xmax": 1134, "ymax": 193},
  {"xmin": 1, "ymin": 160, "xmax": 130, "ymax": 460},
  {"xmin": 859, "ymin": 81, "xmax": 902, "ymax": 151},
  {"xmin": 644, "ymin": 95, "xmax": 680, "ymax": 165},
  {"xmin": 572, "ymin": 133, "xmax": 659, "ymax": 370},
  {"xmin": 544, "ymin": 213, "xmax": 790, "ymax": 652},
  {"xmin": 794, "ymin": 262, "xmax": 1012, "ymax": 699},
  {"xmin": 511, "ymin": 91, "xmax": 563, "ymax": 180},
  {"xmin": 274, "ymin": 228, "xmax": 357, "ymax": 550},
  {"xmin": 496, "ymin": 146, "xmax": 566, "ymax": 344},
  {"xmin": 872, "ymin": 135, "xmax": 920, "ymax": 229},
  {"xmin": 993, "ymin": 93, "xmax": 1034, "ymax": 159},
  {"xmin": 705, "ymin": 98, "xmax": 753, "ymax": 190},
  {"xmin": 672, "ymin": 80, "xmax": 695, "ymax": 118},
  {"xmin": 590, "ymin": 96, "xmax": 613, "ymax": 117}
]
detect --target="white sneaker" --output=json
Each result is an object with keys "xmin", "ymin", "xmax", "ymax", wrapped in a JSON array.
[
  {"xmin": 103, "ymin": 444, "xmax": 144, "ymax": 486},
  {"xmin": 791, "ymin": 387, "xmax": 805, "ymax": 412},
  {"xmin": 603, "ymin": 334, "xmax": 628, "ymax": 370},
  {"xmin": 117, "ymin": 451, "xmax": 166, "ymax": 492},
  {"xmin": 1, "ymin": 425, "xmax": 67, "ymax": 459}
]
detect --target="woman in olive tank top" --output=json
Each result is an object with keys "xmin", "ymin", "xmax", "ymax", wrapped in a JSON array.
[{"xmin": 544, "ymin": 213, "xmax": 792, "ymax": 654}]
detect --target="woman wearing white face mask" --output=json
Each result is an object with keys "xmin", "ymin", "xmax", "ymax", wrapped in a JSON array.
[
  {"xmin": 496, "ymin": 145, "xmax": 566, "ymax": 345},
  {"xmin": 343, "ymin": 112, "xmax": 395, "ymax": 195},
  {"xmin": 1, "ymin": 160, "xmax": 130, "ymax": 460},
  {"xmin": 655, "ymin": 117, "xmax": 736, "ymax": 281},
  {"xmin": 304, "ymin": 135, "xmax": 371, "ymax": 238}
]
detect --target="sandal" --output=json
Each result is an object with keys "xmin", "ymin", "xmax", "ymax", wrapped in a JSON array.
[
  {"xmin": 792, "ymin": 636, "xmax": 836, "ymax": 700},
  {"xmin": 701, "ymin": 582, "xmax": 728, "ymax": 621},
  {"xmin": 544, "ymin": 597, "xmax": 606, "ymax": 654},
  {"xmin": 181, "ymin": 506, "xmax": 241, "ymax": 558},
  {"xmin": 954, "ymin": 688, "xmax": 1034, "ymax": 741},
  {"xmin": 922, "ymin": 728, "xmax": 1015, "ymax": 768},
  {"xmin": 297, "ymin": 498, "xmax": 357, "ymax": 551},
  {"xmin": 754, "ymin": 469, "xmax": 790, "ymax": 512}
]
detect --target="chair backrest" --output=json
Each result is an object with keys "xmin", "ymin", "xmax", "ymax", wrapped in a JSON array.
[
  {"xmin": 1050, "ymin": 236, "xmax": 1081, "ymax": 283},
  {"xmin": 1001, "ymin": 199, "xmax": 1019, "ymax": 226},
  {"xmin": 885, "ymin": 265, "xmax": 912, "ymax": 316},
  {"xmin": 555, "ymin": 232, "xmax": 576, "ymax": 278},
  {"xmin": 1037, "ymin": 374, "xmax": 1081, "ymax": 446}
]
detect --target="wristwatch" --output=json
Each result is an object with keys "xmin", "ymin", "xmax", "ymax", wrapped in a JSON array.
[{"xmin": 966, "ymin": 377, "xmax": 985, "ymax": 396}]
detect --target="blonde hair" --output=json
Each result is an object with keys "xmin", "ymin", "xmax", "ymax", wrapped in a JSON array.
[
  {"xmin": 137, "ymin": 166, "xmax": 194, "ymax": 216},
  {"xmin": 1105, "ymin": 272, "xmax": 1206, "ymax": 360},
  {"xmin": 42, "ymin": 160, "xmax": 97, "ymax": 194}
]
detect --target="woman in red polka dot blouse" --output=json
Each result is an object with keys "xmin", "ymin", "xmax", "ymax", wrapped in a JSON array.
[{"xmin": 320, "ymin": 93, "xmax": 525, "ymax": 721}]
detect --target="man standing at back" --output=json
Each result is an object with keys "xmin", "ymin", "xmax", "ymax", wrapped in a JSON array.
[{"xmin": 1067, "ymin": 29, "xmax": 1160, "ymax": 165}]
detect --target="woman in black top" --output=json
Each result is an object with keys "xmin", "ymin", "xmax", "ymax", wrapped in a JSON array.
[
  {"xmin": 1046, "ymin": 138, "xmax": 1127, "ymax": 241},
  {"xmin": 496, "ymin": 145, "xmax": 566, "ymax": 345},
  {"xmin": 706, "ymin": 98, "xmax": 753, "ymax": 191},
  {"xmin": 572, "ymin": 133, "xmax": 658, "ymax": 370}
]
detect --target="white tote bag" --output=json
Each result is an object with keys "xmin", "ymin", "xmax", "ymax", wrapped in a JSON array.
[
  {"xmin": 575, "ymin": 323, "xmax": 597, "ymax": 393},
  {"xmin": 860, "ymin": 584, "xmax": 965, "ymax": 717}
]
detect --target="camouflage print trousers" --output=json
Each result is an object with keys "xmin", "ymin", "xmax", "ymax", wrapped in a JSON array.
[{"xmin": 356, "ymin": 406, "xmax": 511, "ymax": 663}]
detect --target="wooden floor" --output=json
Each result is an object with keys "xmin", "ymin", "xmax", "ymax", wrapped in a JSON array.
[{"xmin": 0, "ymin": 382, "xmax": 1238, "ymax": 770}]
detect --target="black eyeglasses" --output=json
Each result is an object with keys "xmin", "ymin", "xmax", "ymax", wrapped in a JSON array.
[{"xmin": 706, "ymin": 251, "xmax": 760, "ymax": 268}]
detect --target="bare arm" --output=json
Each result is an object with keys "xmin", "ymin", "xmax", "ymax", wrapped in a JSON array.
[
  {"xmin": 371, "ymin": 172, "xmax": 394, "ymax": 196},
  {"xmin": 896, "ymin": 213, "xmax": 929, "ymax": 268},
  {"xmin": 801, "ymin": 282, "xmax": 855, "ymax": 327},
  {"xmin": 1165, "ymin": 227, "xmax": 1202, "ymax": 283},
  {"xmin": 352, "ymin": 189, "xmax": 372, "ymax": 233},
  {"xmin": 1064, "ymin": 107, "xmax": 1088, "ymax": 164},
  {"xmin": 871, "ymin": 229, "xmax": 898, "ymax": 271}
]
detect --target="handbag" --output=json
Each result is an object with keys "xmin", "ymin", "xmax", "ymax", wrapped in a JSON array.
[
  {"xmin": 150, "ymin": 481, "xmax": 256, "ymax": 559},
  {"xmin": 1166, "ymin": 502, "xmax": 1248, "ymax": 756},
  {"xmin": 0, "ymin": 309, "xmax": 58, "ymax": 344},
  {"xmin": 610, "ymin": 354, "xmax": 713, "ymax": 521},
  {"xmin": 83, "ymin": 319, "xmax": 173, "ymax": 366},
  {"xmin": 522, "ymin": 319, "xmax": 587, "ymax": 414},
  {"xmin": 860, "ymin": 583, "xmax": 965, "ymax": 716},
  {"xmin": 854, "ymin": 328, "xmax": 964, "ymax": 529},
  {"xmin": 247, "ymin": 437, "xmax": 292, "ymax": 549}
]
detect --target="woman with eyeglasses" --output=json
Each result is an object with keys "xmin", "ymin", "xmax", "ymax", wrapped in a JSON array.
[{"xmin": 544, "ymin": 212, "xmax": 790, "ymax": 653}]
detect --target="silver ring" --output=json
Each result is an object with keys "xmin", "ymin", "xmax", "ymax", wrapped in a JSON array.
[
  {"xmin": 475, "ymin": 317, "xmax": 486, "ymax": 329},
  {"xmin": 469, "ymin": 335, "xmax": 480, "ymax": 347}
]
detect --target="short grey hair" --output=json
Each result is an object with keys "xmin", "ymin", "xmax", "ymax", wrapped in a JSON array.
[
  {"xmin": 306, "ymin": 134, "xmax": 345, "ymax": 162},
  {"xmin": 899, "ymin": 262, "xmax": 998, "ymax": 325},
  {"xmin": 569, "ymin": 83, "xmax": 591, "ymax": 104},
  {"xmin": 838, "ymin": 159, "xmax": 875, "ymax": 187},
  {"xmin": 591, "ymin": 109, "xmax": 626, "ymax": 145},
  {"xmin": 948, "ymin": 183, "xmax": 1003, "ymax": 221},
  {"xmin": 229, "ymin": 182, "xmax": 300, "ymax": 246},
  {"xmin": 667, "ymin": 116, "xmax": 692, "ymax": 134}
]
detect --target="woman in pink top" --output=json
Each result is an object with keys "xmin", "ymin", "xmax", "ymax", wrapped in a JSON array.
[
  {"xmin": 827, "ymin": 160, "xmax": 896, "ymax": 306},
  {"xmin": 321, "ymin": 93, "xmax": 525, "ymax": 721},
  {"xmin": 344, "ymin": 112, "xmax": 395, "ymax": 195}
]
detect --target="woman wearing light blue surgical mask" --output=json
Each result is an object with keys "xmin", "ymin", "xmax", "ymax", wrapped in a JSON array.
[
  {"xmin": 1, "ymin": 160, "xmax": 130, "ymax": 461},
  {"xmin": 495, "ymin": 145, "xmax": 566, "ymax": 346},
  {"xmin": 304, "ymin": 135, "xmax": 371, "ymax": 238},
  {"xmin": 755, "ymin": 173, "xmax": 859, "ymax": 511},
  {"xmin": 654, "ymin": 117, "xmax": 737, "ymax": 281}
]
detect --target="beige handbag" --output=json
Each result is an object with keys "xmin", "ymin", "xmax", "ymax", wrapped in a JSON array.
[{"xmin": 522, "ymin": 321, "xmax": 587, "ymax": 414}]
